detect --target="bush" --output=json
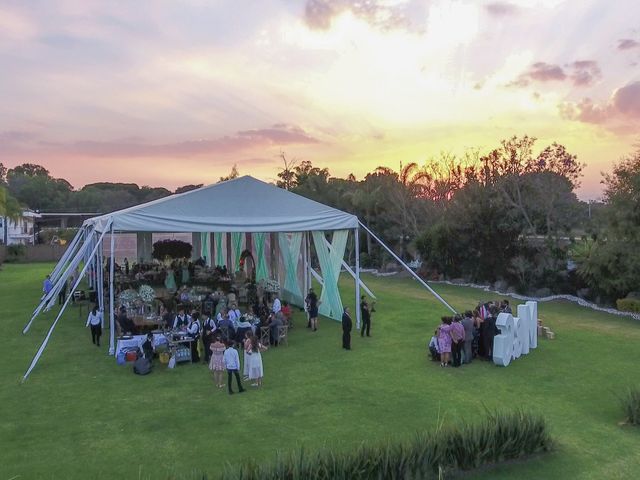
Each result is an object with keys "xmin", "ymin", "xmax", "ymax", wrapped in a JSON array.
[
  {"xmin": 616, "ymin": 298, "xmax": 640, "ymax": 313},
  {"xmin": 6, "ymin": 244, "xmax": 26, "ymax": 263},
  {"xmin": 621, "ymin": 387, "xmax": 640, "ymax": 425},
  {"xmin": 219, "ymin": 410, "xmax": 553, "ymax": 480},
  {"xmin": 152, "ymin": 239, "xmax": 192, "ymax": 261}
]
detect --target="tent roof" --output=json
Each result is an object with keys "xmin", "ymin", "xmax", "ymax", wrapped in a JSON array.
[{"xmin": 84, "ymin": 176, "xmax": 359, "ymax": 233}]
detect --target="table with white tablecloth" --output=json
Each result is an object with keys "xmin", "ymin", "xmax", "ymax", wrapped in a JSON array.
[{"xmin": 115, "ymin": 333, "xmax": 168, "ymax": 358}]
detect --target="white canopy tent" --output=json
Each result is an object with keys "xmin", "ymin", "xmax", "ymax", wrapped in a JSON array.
[{"xmin": 22, "ymin": 176, "xmax": 455, "ymax": 381}]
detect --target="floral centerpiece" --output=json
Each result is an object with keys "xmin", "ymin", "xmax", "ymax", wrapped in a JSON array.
[
  {"xmin": 265, "ymin": 279, "xmax": 280, "ymax": 293},
  {"xmin": 118, "ymin": 289, "xmax": 139, "ymax": 307},
  {"xmin": 138, "ymin": 284, "xmax": 156, "ymax": 303},
  {"xmin": 241, "ymin": 313, "xmax": 258, "ymax": 324}
]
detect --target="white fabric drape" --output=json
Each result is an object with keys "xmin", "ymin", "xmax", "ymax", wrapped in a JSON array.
[
  {"xmin": 278, "ymin": 232, "xmax": 303, "ymax": 307},
  {"xmin": 312, "ymin": 230, "xmax": 348, "ymax": 321}
]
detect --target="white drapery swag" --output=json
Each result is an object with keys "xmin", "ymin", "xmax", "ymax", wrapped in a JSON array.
[
  {"xmin": 200, "ymin": 232, "xmax": 212, "ymax": 266},
  {"xmin": 278, "ymin": 232, "xmax": 303, "ymax": 307},
  {"xmin": 231, "ymin": 232, "xmax": 245, "ymax": 273},
  {"xmin": 214, "ymin": 232, "xmax": 226, "ymax": 267},
  {"xmin": 312, "ymin": 230, "xmax": 348, "ymax": 321}
]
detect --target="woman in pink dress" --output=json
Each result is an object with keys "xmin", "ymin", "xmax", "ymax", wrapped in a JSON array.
[
  {"xmin": 209, "ymin": 334, "xmax": 226, "ymax": 388},
  {"xmin": 243, "ymin": 331, "xmax": 252, "ymax": 380},
  {"xmin": 437, "ymin": 316, "xmax": 453, "ymax": 367}
]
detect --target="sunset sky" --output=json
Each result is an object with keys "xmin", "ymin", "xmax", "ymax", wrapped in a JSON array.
[{"xmin": 1, "ymin": 0, "xmax": 639, "ymax": 199}]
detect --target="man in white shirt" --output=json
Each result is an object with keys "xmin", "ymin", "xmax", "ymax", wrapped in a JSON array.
[
  {"xmin": 272, "ymin": 297, "xmax": 281, "ymax": 315},
  {"xmin": 223, "ymin": 343, "xmax": 245, "ymax": 395},
  {"xmin": 85, "ymin": 305, "xmax": 103, "ymax": 346},
  {"xmin": 173, "ymin": 308, "xmax": 190, "ymax": 329},
  {"xmin": 227, "ymin": 306, "xmax": 241, "ymax": 330}
]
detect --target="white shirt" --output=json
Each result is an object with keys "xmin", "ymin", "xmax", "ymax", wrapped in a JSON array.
[
  {"xmin": 428, "ymin": 336, "xmax": 439, "ymax": 353},
  {"xmin": 86, "ymin": 311, "xmax": 102, "ymax": 326},
  {"xmin": 272, "ymin": 298, "xmax": 281, "ymax": 314},
  {"xmin": 223, "ymin": 347, "xmax": 240, "ymax": 370},
  {"xmin": 173, "ymin": 314, "xmax": 191, "ymax": 329},
  {"xmin": 187, "ymin": 319, "xmax": 201, "ymax": 336},
  {"xmin": 203, "ymin": 316, "xmax": 216, "ymax": 332}
]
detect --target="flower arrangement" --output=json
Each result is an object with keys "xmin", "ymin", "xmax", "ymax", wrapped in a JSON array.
[
  {"xmin": 265, "ymin": 279, "xmax": 280, "ymax": 293},
  {"xmin": 241, "ymin": 313, "xmax": 257, "ymax": 323},
  {"xmin": 138, "ymin": 284, "xmax": 156, "ymax": 303},
  {"xmin": 118, "ymin": 289, "xmax": 139, "ymax": 307}
]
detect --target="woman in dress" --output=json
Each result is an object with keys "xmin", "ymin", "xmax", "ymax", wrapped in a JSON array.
[
  {"xmin": 437, "ymin": 316, "xmax": 453, "ymax": 367},
  {"xmin": 242, "ymin": 330, "xmax": 252, "ymax": 380},
  {"xmin": 248, "ymin": 334, "xmax": 267, "ymax": 387},
  {"xmin": 208, "ymin": 334, "xmax": 226, "ymax": 388}
]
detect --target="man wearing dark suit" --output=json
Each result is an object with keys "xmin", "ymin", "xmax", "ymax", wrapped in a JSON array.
[
  {"xmin": 360, "ymin": 296, "xmax": 371, "ymax": 337},
  {"xmin": 342, "ymin": 307, "xmax": 353, "ymax": 350}
]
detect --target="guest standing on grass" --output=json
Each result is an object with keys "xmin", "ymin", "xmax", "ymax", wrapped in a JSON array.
[
  {"xmin": 223, "ymin": 341, "xmax": 245, "ymax": 395},
  {"xmin": 306, "ymin": 288, "xmax": 320, "ymax": 331},
  {"xmin": 58, "ymin": 278, "xmax": 67, "ymax": 305},
  {"xmin": 342, "ymin": 307, "xmax": 353, "ymax": 350},
  {"xmin": 360, "ymin": 296, "xmax": 371, "ymax": 337},
  {"xmin": 437, "ymin": 317, "xmax": 452, "ymax": 367},
  {"xmin": 85, "ymin": 305, "xmax": 102, "ymax": 347},
  {"xmin": 248, "ymin": 335, "xmax": 267, "ymax": 387},
  {"xmin": 209, "ymin": 335, "xmax": 226, "ymax": 389},
  {"xmin": 461, "ymin": 311, "xmax": 475, "ymax": 364},
  {"xmin": 451, "ymin": 315, "xmax": 465, "ymax": 368},
  {"xmin": 42, "ymin": 275, "xmax": 53, "ymax": 297},
  {"xmin": 243, "ymin": 330, "xmax": 252, "ymax": 379},
  {"xmin": 428, "ymin": 330, "xmax": 440, "ymax": 361}
]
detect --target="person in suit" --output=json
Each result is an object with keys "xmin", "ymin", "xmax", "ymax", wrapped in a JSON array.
[
  {"xmin": 461, "ymin": 311, "xmax": 475, "ymax": 364},
  {"xmin": 360, "ymin": 296, "xmax": 371, "ymax": 337},
  {"xmin": 342, "ymin": 307, "xmax": 353, "ymax": 350}
]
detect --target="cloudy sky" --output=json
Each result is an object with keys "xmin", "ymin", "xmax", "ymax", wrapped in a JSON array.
[{"xmin": 1, "ymin": 0, "xmax": 639, "ymax": 198}]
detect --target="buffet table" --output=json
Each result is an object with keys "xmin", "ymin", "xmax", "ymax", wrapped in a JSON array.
[{"xmin": 115, "ymin": 333, "xmax": 168, "ymax": 358}]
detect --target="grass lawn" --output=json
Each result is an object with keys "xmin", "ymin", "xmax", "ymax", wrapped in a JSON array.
[{"xmin": 1, "ymin": 263, "xmax": 639, "ymax": 479}]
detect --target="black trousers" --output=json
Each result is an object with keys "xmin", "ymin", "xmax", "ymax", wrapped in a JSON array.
[
  {"xmin": 452, "ymin": 341, "xmax": 462, "ymax": 367},
  {"xmin": 360, "ymin": 317, "xmax": 370, "ymax": 336},
  {"xmin": 190, "ymin": 338, "xmax": 200, "ymax": 363},
  {"xmin": 203, "ymin": 338, "xmax": 212, "ymax": 362},
  {"xmin": 342, "ymin": 329, "xmax": 351, "ymax": 349},
  {"xmin": 58, "ymin": 291, "xmax": 66, "ymax": 305},
  {"xmin": 90, "ymin": 324, "xmax": 102, "ymax": 345},
  {"xmin": 227, "ymin": 369, "xmax": 244, "ymax": 393}
]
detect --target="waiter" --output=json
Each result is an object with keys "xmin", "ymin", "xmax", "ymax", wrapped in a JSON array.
[
  {"xmin": 186, "ymin": 312, "xmax": 201, "ymax": 362},
  {"xmin": 342, "ymin": 307, "xmax": 353, "ymax": 350}
]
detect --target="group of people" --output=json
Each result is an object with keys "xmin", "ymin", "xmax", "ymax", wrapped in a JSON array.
[
  {"xmin": 340, "ymin": 296, "xmax": 375, "ymax": 350},
  {"xmin": 429, "ymin": 299, "xmax": 511, "ymax": 367}
]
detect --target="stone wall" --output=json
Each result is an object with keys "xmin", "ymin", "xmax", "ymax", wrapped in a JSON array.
[{"xmin": 0, "ymin": 244, "xmax": 68, "ymax": 263}]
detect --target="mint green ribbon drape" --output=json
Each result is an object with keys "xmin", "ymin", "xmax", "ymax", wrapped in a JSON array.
[
  {"xmin": 231, "ymin": 232, "xmax": 244, "ymax": 272},
  {"xmin": 200, "ymin": 232, "xmax": 211, "ymax": 266},
  {"xmin": 278, "ymin": 232, "xmax": 303, "ymax": 307},
  {"xmin": 253, "ymin": 232, "xmax": 269, "ymax": 282},
  {"xmin": 214, "ymin": 232, "xmax": 226, "ymax": 267},
  {"xmin": 312, "ymin": 230, "xmax": 348, "ymax": 321}
]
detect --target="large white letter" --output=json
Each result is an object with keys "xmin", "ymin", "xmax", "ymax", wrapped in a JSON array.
[
  {"xmin": 526, "ymin": 301, "xmax": 538, "ymax": 349},
  {"xmin": 517, "ymin": 304, "xmax": 530, "ymax": 356},
  {"xmin": 493, "ymin": 313, "xmax": 514, "ymax": 367}
]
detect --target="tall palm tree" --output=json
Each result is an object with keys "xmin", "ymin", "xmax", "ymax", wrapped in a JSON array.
[{"xmin": 1, "ymin": 186, "xmax": 22, "ymax": 245}]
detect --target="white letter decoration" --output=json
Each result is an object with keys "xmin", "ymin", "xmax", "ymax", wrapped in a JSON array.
[{"xmin": 492, "ymin": 301, "xmax": 539, "ymax": 367}]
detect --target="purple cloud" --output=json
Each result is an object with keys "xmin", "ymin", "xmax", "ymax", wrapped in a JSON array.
[
  {"xmin": 560, "ymin": 81, "xmax": 640, "ymax": 133},
  {"xmin": 569, "ymin": 60, "xmax": 601, "ymax": 87},
  {"xmin": 303, "ymin": 0, "xmax": 406, "ymax": 31},
  {"xmin": 617, "ymin": 38, "xmax": 640, "ymax": 50},
  {"xmin": 22, "ymin": 124, "xmax": 320, "ymax": 158},
  {"xmin": 485, "ymin": 2, "xmax": 520, "ymax": 17}
]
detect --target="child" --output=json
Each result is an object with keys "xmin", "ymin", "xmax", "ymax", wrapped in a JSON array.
[
  {"xmin": 248, "ymin": 334, "xmax": 268, "ymax": 387},
  {"xmin": 428, "ymin": 330, "xmax": 440, "ymax": 361},
  {"xmin": 223, "ymin": 340, "xmax": 245, "ymax": 395},
  {"xmin": 437, "ymin": 317, "xmax": 453, "ymax": 367}
]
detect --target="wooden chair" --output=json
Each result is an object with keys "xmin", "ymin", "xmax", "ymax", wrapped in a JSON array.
[
  {"xmin": 260, "ymin": 326, "xmax": 270, "ymax": 346},
  {"xmin": 277, "ymin": 325, "xmax": 289, "ymax": 347}
]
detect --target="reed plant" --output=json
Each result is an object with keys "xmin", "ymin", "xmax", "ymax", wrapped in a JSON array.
[{"xmin": 621, "ymin": 387, "xmax": 640, "ymax": 425}]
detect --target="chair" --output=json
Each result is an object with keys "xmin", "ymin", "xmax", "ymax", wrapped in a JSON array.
[
  {"xmin": 277, "ymin": 325, "xmax": 289, "ymax": 347},
  {"xmin": 260, "ymin": 326, "xmax": 270, "ymax": 346}
]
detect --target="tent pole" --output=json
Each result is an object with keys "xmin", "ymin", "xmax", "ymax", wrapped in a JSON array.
[
  {"xmin": 358, "ymin": 221, "xmax": 457, "ymax": 314},
  {"xmin": 355, "ymin": 227, "xmax": 361, "ymax": 330},
  {"xmin": 303, "ymin": 231, "xmax": 309, "ymax": 298},
  {"xmin": 97, "ymin": 241, "xmax": 104, "ymax": 327},
  {"xmin": 22, "ymin": 224, "xmax": 112, "ymax": 382},
  {"xmin": 109, "ymin": 225, "xmax": 116, "ymax": 355},
  {"xmin": 50, "ymin": 226, "xmax": 84, "ymax": 284}
]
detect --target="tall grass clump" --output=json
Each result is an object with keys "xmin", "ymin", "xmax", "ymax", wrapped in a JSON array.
[
  {"xmin": 219, "ymin": 410, "xmax": 553, "ymax": 480},
  {"xmin": 621, "ymin": 387, "xmax": 640, "ymax": 425}
]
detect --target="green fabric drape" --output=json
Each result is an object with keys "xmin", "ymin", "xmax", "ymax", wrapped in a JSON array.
[
  {"xmin": 253, "ymin": 232, "xmax": 269, "ymax": 282},
  {"xmin": 214, "ymin": 232, "xmax": 226, "ymax": 267},
  {"xmin": 200, "ymin": 232, "xmax": 211, "ymax": 266},
  {"xmin": 312, "ymin": 230, "xmax": 348, "ymax": 321},
  {"xmin": 231, "ymin": 232, "xmax": 244, "ymax": 272},
  {"xmin": 278, "ymin": 232, "xmax": 303, "ymax": 307}
]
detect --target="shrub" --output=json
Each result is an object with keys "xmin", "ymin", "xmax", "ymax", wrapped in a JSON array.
[
  {"xmin": 616, "ymin": 298, "xmax": 640, "ymax": 313},
  {"xmin": 219, "ymin": 410, "xmax": 553, "ymax": 480},
  {"xmin": 621, "ymin": 387, "xmax": 640, "ymax": 425},
  {"xmin": 152, "ymin": 239, "xmax": 192, "ymax": 261},
  {"xmin": 6, "ymin": 244, "xmax": 26, "ymax": 262}
]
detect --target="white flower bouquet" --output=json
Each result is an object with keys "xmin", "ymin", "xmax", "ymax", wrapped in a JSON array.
[
  {"xmin": 138, "ymin": 284, "xmax": 156, "ymax": 303},
  {"xmin": 265, "ymin": 279, "xmax": 280, "ymax": 293}
]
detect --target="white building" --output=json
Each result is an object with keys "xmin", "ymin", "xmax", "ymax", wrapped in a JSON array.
[{"xmin": 0, "ymin": 210, "xmax": 41, "ymax": 245}]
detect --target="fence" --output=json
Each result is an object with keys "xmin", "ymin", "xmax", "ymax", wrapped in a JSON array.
[{"xmin": 0, "ymin": 245, "xmax": 69, "ymax": 263}]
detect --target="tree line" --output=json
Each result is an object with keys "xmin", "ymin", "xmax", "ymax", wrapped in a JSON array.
[{"xmin": 1, "ymin": 136, "xmax": 639, "ymax": 305}]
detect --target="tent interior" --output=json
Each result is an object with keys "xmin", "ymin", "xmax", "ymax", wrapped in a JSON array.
[{"xmin": 22, "ymin": 176, "xmax": 454, "ymax": 381}]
